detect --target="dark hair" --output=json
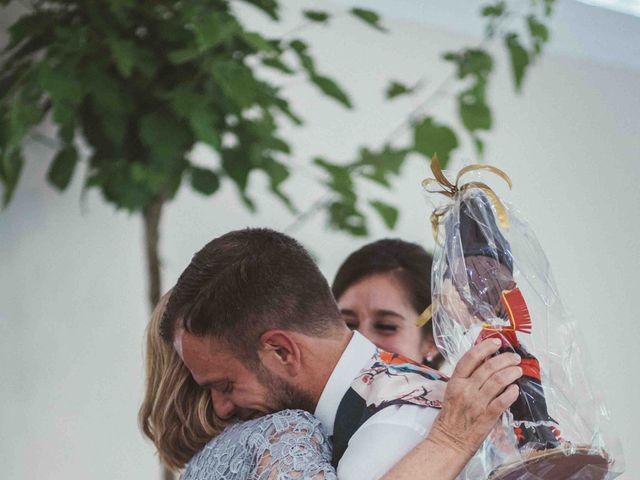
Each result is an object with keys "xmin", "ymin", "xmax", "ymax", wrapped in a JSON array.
[
  {"xmin": 160, "ymin": 228, "xmax": 343, "ymax": 362},
  {"xmin": 332, "ymin": 239, "xmax": 433, "ymax": 337}
]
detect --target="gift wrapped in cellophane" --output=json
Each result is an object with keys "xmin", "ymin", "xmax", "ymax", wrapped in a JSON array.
[{"xmin": 422, "ymin": 157, "xmax": 623, "ymax": 479}]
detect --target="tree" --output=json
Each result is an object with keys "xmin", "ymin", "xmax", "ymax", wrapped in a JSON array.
[{"xmin": 0, "ymin": 0, "xmax": 554, "ymax": 477}]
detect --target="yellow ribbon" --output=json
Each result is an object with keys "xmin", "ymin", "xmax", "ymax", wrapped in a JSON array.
[
  {"xmin": 422, "ymin": 154, "xmax": 512, "ymax": 241},
  {"xmin": 416, "ymin": 154, "xmax": 513, "ymax": 328},
  {"xmin": 416, "ymin": 305, "xmax": 433, "ymax": 328}
]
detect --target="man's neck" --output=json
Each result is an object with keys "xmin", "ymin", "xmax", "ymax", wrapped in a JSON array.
[{"xmin": 303, "ymin": 328, "xmax": 353, "ymax": 408}]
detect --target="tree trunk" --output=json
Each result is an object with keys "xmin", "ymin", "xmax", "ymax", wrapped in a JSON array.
[
  {"xmin": 142, "ymin": 198, "xmax": 174, "ymax": 480},
  {"xmin": 143, "ymin": 197, "xmax": 164, "ymax": 309}
]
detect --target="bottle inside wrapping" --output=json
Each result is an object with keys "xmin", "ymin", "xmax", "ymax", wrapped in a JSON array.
[{"xmin": 426, "ymin": 177, "xmax": 623, "ymax": 480}]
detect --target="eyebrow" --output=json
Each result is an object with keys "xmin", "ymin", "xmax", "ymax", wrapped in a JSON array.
[
  {"xmin": 374, "ymin": 309, "xmax": 406, "ymax": 321},
  {"xmin": 340, "ymin": 308, "xmax": 406, "ymax": 321}
]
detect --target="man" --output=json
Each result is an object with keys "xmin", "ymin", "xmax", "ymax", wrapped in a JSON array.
[{"xmin": 161, "ymin": 228, "xmax": 522, "ymax": 479}]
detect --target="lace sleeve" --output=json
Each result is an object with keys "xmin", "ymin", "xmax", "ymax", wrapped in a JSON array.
[{"xmin": 253, "ymin": 409, "xmax": 337, "ymax": 480}]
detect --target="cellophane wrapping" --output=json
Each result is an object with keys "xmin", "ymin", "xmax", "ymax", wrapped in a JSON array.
[{"xmin": 426, "ymin": 175, "xmax": 624, "ymax": 479}]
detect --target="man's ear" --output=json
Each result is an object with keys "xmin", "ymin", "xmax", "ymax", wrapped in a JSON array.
[{"xmin": 258, "ymin": 330, "xmax": 302, "ymax": 377}]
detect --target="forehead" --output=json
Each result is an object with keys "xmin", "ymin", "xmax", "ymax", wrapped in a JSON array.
[
  {"xmin": 338, "ymin": 273, "xmax": 413, "ymax": 311},
  {"xmin": 177, "ymin": 331, "xmax": 239, "ymax": 381}
]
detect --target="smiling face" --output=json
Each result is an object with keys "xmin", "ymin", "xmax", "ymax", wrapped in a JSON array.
[
  {"xmin": 175, "ymin": 329, "xmax": 315, "ymax": 421},
  {"xmin": 337, "ymin": 272, "xmax": 430, "ymax": 363}
]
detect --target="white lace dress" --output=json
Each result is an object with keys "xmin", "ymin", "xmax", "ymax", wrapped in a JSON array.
[{"xmin": 182, "ymin": 409, "xmax": 337, "ymax": 480}]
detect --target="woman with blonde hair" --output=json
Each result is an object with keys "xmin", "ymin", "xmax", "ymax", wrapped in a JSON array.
[{"xmin": 139, "ymin": 291, "xmax": 227, "ymax": 471}]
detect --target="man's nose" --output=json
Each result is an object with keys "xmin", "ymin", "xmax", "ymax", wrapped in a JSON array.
[{"xmin": 211, "ymin": 391, "xmax": 236, "ymax": 419}]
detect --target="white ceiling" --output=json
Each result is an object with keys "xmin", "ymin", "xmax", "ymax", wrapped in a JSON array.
[
  {"xmin": 577, "ymin": 0, "xmax": 640, "ymax": 17},
  {"xmin": 329, "ymin": 0, "xmax": 640, "ymax": 71}
]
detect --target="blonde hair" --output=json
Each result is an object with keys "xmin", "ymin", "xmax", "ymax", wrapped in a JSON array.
[{"xmin": 139, "ymin": 291, "xmax": 228, "ymax": 471}]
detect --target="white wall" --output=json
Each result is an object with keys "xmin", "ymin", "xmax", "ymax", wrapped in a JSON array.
[{"xmin": 1, "ymin": 0, "xmax": 638, "ymax": 478}]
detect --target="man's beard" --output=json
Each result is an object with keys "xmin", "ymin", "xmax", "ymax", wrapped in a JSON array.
[{"xmin": 255, "ymin": 364, "xmax": 316, "ymax": 414}]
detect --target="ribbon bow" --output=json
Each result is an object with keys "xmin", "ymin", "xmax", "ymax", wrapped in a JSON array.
[
  {"xmin": 415, "ymin": 154, "xmax": 513, "ymax": 328},
  {"xmin": 422, "ymin": 154, "xmax": 512, "ymax": 241}
]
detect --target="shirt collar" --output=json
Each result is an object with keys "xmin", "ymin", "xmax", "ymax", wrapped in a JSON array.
[{"xmin": 314, "ymin": 330, "xmax": 377, "ymax": 436}]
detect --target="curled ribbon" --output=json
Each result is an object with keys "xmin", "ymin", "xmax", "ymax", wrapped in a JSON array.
[
  {"xmin": 416, "ymin": 154, "xmax": 513, "ymax": 328},
  {"xmin": 422, "ymin": 154, "xmax": 512, "ymax": 242}
]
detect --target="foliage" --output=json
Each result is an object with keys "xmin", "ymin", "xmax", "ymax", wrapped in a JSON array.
[
  {"xmin": 0, "ymin": 0, "xmax": 374, "ymax": 211},
  {"xmin": 0, "ymin": 0, "xmax": 555, "ymax": 237},
  {"xmin": 308, "ymin": 0, "xmax": 556, "ymax": 235}
]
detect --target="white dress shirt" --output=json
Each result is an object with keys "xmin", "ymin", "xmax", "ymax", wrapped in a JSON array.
[{"xmin": 314, "ymin": 331, "xmax": 441, "ymax": 480}]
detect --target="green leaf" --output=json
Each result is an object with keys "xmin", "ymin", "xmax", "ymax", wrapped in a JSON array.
[
  {"xmin": 108, "ymin": 38, "xmax": 135, "ymax": 77},
  {"xmin": 7, "ymin": 85, "xmax": 45, "ymax": 149},
  {"xmin": 212, "ymin": 61, "xmax": 261, "ymax": 110},
  {"xmin": 444, "ymin": 49, "xmax": 492, "ymax": 80},
  {"xmin": 168, "ymin": 47, "xmax": 200, "ymax": 65},
  {"xmin": 314, "ymin": 157, "xmax": 355, "ymax": 201},
  {"xmin": 263, "ymin": 135, "xmax": 290, "ymax": 154},
  {"xmin": 527, "ymin": 15, "xmax": 549, "ymax": 42},
  {"xmin": 350, "ymin": 8, "xmax": 387, "ymax": 32},
  {"xmin": 543, "ymin": 0, "xmax": 556, "ymax": 16},
  {"xmin": 356, "ymin": 145, "xmax": 408, "ymax": 187},
  {"xmin": 7, "ymin": 12, "xmax": 52, "ymax": 50},
  {"xmin": 289, "ymin": 39, "xmax": 315, "ymax": 74},
  {"xmin": 310, "ymin": 75, "xmax": 352, "ymax": 108},
  {"xmin": 189, "ymin": 108, "xmax": 220, "ymax": 149},
  {"xmin": 527, "ymin": 15, "xmax": 549, "ymax": 56},
  {"xmin": 481, "ymin": 2, "xmax": 506, "ymax": 17},
  {"xmin": 237, "ymin": 0, "xmax": 280, "ymax": 20},
  {"xmin": 458, "ymin": 89, "xmax": 492, "ymax": 132},
  {"xmin": 38, "ymin": 65, "xmax": 83, "ymax": 124},
  {"xmin": 412, "ymin": 117, "xmax": 459, "ymax": 166},
  {"xmin": 505, "ymin": 33, "xmax": 530, "ymax": 92},
  {"xmin": 168, "ymin": 85, "xmax": 220, "ymax": 148},
  {"xmin": 221, "ymin": 147, "xmax": 256, "ymax": 211},
  {"xmin": 328, "ymin": 201, "xmax": 368, "ymax": 236},
  {"xmin": 385, "ymin": 81, "xmax": 416, "ymax": 99},
  {"xmin": 168, "ymin": 87, "xmax": 202, "ymax": 116},
  {"xmin": 303, "ymin": 10, "xmax": 330, "ymax": 23},
  {"xmin": 59, "ymin": 123, "xmax": 75, "ymax": 144},
  {"xmin": 0, "ymin": 150, "xmax": 23, "ymax": 206},
  {"xmin": 89, "ymin": 160, "xmax": 155, "ymax": 211},
  {"xmin": 369, "ymin": 200, "xmax": 399, "ymax": 229},
  {"xmin": 190, "ymin": 167, "xmax": 220, "ymax": 195},
  {"xmin": 272, "ymin": 97, "xmax": 303, "ymax": 126},
  {"xmin": 242, "ymin": 32, "xmax": 279, "ymax": 54},
  {"xmin": 131, "ymin": 161, "xmax": 182, "ymax": 195},
  {"xmin": 193, "ymin": 12, "xmax": 238, "ymax": 50},
  {"xmin": 263, "ymin": 156, "xmax": 295, "ymax": 212},
  {"xmin": 139, "ymin": 112, "xmax": 192, "ymax": 165},
  {"xmin": 473, "ymin": 136, "xmax": 485, "ymax": 157},
  {"xmin": 38, "ymin": 67, "xmax": 82, "ymax": 105},
  {"xmin": 47, "ymin": 146, "xmax": 78, "ymax": 191},
  {"xmin": 132, "ymin": 48, "xmax": 160, "ymax": 79},
  {"xmin": 262, "ymin": 57, "xmax": 294, "ymax": 75}
]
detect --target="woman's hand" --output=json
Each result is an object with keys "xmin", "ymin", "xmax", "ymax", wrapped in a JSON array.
[
  {"xmin": 429, "ymin": 338, "xmax": 522, "ymax": 455},
  {"xmin": 381, "ymin": 339, "xmax": 522, "ymax": 480}
]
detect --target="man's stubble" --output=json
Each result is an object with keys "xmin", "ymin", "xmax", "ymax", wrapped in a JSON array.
[{"xmin": 255, "ymin": 363, "xmax": 317, "ymax": 414}]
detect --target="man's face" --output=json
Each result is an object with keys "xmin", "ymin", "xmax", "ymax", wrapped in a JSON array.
[{"xmin": 175, "ymin": 329, "xmax": 314, "ymax": 420}]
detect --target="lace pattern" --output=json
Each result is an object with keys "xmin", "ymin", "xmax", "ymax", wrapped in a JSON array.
[{"xmin": 182, "ymin": 409, "xmax": 336, "ymax": 480}]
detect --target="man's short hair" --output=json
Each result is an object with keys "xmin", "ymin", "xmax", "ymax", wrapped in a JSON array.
[
  {"xmin": 332, "ymin": 239, "xmax": 433, "ymax": 336},
  {"xmin": 160, "ymin": 228, "xmax": 342, "ymax": 361}
]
